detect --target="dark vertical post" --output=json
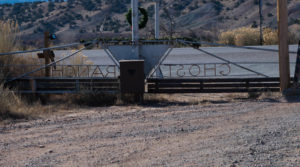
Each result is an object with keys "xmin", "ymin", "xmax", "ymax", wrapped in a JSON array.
[
  {"xmin": 277, "ymin": 0, "xmax": 290, "ymax": 91},
  {"xmin": 44, "ymin": 31, "xmax": 51, "ymax": 77},
  {"xmin": 259, "ymin": 0, "xmax": 263, "ymax": 45},
  {"xmin": 293, "ymin": 40, "xmax": 300, "ymax": 87}
]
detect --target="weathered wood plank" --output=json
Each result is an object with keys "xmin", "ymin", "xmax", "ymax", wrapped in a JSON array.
[
  {"xmin": 147, "ymin": 77, "xmax": 282, "ymax": 83},
  {"xmin": 148, "ymin": 88, "xmax": 280, "ymax": 93},
  {"xmin": 148, "ymin": 83, "xmax": 279, "ymax": 88}
]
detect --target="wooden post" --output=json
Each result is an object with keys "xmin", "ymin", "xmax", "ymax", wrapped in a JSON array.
[
  {"xmin": 44, "ymin": 31, "xmax": 51, "ymax": 77},
  {"xmin": 293, "ymin": 40, "xmax": 300, "ymax": 87},
  {"xmin": 259, "ymin": 0, "xmax": 263, "ymax": 45},
  {"xmin": 277, "ymin": 0, "xmax": 290, "ymax": 91}
]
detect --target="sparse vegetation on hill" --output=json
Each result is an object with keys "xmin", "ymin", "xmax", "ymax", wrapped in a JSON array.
[{"xmin": 0, "ymin": 0, "xmax": 299, "ymax": 45}]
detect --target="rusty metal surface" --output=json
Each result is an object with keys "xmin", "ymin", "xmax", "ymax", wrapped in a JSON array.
[{"xmin": 120, "ymin": 60, "xmax": 145, "ymax": 93}]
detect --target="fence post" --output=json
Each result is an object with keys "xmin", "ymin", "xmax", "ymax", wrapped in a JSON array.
[
  {"xmin": 293, "ymin": 40, "xmax": 300, "ymax": 87},
  {"xmin": 120, "ymin": 60, "xmax": 145, "ymax": 103}
]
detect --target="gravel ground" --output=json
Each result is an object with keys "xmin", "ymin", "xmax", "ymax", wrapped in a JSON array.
[{"xmin": 0, "ymin": 95, "xmax": 299, "ymax": 167}]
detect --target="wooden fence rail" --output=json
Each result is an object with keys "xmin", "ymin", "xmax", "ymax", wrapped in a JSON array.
[
  {"xmin": 147, "ymin": 77, "xmax": 288, "ymax": 93},
  {"xmin": 4, "ymin": 77, "xmax": 292, "ymax": 94},
  {"xmin": 6, "ymin": 77, "xmax": 119, "ymax": 94}
]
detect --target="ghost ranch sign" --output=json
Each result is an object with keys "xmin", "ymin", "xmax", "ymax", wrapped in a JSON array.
[
  {"xmin": 161, "ymin": 63, "xmax": 231, "ymax": 78},
  {"xmin": 51, "ymin": 65, "xmax": 118, "ymax": 78},
  {"xmin": 49, "ymin": 63, "xmax": 231, "ymax": 78}
]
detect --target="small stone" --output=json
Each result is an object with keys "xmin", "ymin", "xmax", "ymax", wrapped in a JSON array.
[{"xmin": 38, "ymin": 145, "xmax": 45, "ymax": 148}]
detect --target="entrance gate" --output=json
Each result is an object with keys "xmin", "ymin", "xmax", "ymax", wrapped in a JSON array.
[{"xmin": 2, "ymin": 39, "xmax": 298, "ymax": 94}]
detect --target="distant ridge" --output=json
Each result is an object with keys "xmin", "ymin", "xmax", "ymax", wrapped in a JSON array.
[
  {"xmin": 0, "ymin": 0, "xmax": 298, "ymax": 45},
  {"xmin": 0, "ymin": 0, "xmax": 48, "ymax": 4}
]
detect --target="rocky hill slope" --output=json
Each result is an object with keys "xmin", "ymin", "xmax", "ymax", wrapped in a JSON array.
[{"xmin": 0, "ymin": 0, "xmax": 299, "ymax": 46}]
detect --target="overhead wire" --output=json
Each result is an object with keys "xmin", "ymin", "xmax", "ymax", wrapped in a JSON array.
[
  {"xmin": 178, "ymin": 40, "xmax": 270, "ymax": 77},
  {"xmin": 5, "ymin": 40, "xmax": 97, "ymax": 83},
  {"xmin": 181, "ymin": 40, "xmax": 298, "ymax": 54},
  {"xmin": 0, "ymin": 41, "xmax": 93, "ymax": 56}
]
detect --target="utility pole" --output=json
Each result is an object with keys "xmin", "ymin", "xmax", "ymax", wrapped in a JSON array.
[
  {"xmin": 259, "ymin": 0, "xmax": 263, "ymax": 45},
  {"xmin": 38, "ymin": 31, "xmax": 56, "ymax": 77},
  {"xmin": 131, "ymin": 0, "xmax": 139, "ymax": 58},
  {"xmin": 154, "ymin": 0, "xmax": 160, "ymax": 39},
  {"xmin": 277, "ymin": 0, "xmax": 290, "ymax": 91},
  {"xmin": 44, "ymin": 31, "xmax": 51, "ymax": 77}
]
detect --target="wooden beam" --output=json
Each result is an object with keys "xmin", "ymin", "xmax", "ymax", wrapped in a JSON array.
[
  {"xmin": 277, "ymin": 0, "xmax": 290, "ymax": 91},
  {"xmin": 293, "ymin": 40, "xmax": 300, "ymax": 87},
  {"xmin": 44, "ymin": 31, "xmax": 51, "ymax": 77}
]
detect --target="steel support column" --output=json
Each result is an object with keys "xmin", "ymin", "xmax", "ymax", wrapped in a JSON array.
[
  {"xmin": 155, "ymin": 0, "xmax": 160, "ymax": 39},
  {"xmin": 131, "ymin": 0, "xmax": 139, "ymax": 58}
]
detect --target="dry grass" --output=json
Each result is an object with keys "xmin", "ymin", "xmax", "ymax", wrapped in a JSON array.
[
  {"xmin": 144, "ymin": 93, "xmax": 241, "ymax": 105},
  {"xmin": 144, "ymin": 91, "xmax": 282, "ymax": 105},
  {"xmin": 219, "ymin": 27, "xmax": 260, "ymax": 46},
  {"xmin": 0, "ymin": 20, "xmax": 19, "ymax": 53},
  {"xmin": 0, "ymin": 20, "xmax": 25, "ymax": 121},
  {"xmin": 263, "ymin": 28, "xmax": 278, "ymax": 45},
  {"xmin": 0, "ymin": 84, "xmax": 36, "ymax": 121},
  {"xmin": 0, "ymin": 20, "xmax": 19, "ymax": 78},
  {"xmin": 219, "ymin": 27, "xmax": 297, "ymax": 46},
  {"xmin": 0, "ymin": 20, "xmax": 42, "ymax": 78},
  {"xmin": 0, "ymin": 20, "xmax": 43, "ymax": 121}
]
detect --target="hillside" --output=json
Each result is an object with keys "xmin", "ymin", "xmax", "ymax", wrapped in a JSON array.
[{"xmin": 0, "ymin": 0, "xmax": 299, "ymax": 46}]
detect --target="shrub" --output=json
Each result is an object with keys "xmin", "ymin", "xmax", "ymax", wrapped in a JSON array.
[
  {"xmin": 263, "ymin": 28, "xmax": 278, "ymax": 45},
  {"xmin": 218, "ymin": 31, "xmax": 235, "ymax": 45},
  {"xmin": 0, "ymin": 20, "xmax": 31, "ymax": 121},
  {"xmin": 234, "ymin": 27, "xmax": 260, "ymax": 46},
  {"xmin": 0, "ymin": 84, "xmax": 31, "ymax": 120},
  {"xmin": 0, "ymin": 20, "xmax": 19, "ymax": 79},
  {"xmin": 0, "ymin": 20, "xmax": 19, "ymax": 53},
  {"xmin": 219, "ymin": 26, "xmax": 297, "ymax": 46},
  {"xmin": 219, "ymin": 27, "xmax": 260, "ymax": 46}
]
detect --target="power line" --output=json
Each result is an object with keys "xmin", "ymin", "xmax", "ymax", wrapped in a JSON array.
[
  {"xmin": 182, "ymin": 40, "xmax": 298, "ymax": 54},
  {"xmin": 5, "ymin": 40, "xmax": 97, "ymax": 83},
  {"xmin": 0, "ymin": 42, "xmax": 90, "ymax": 56},
  {"xmin": 179, "ymin": 40, "xmax": 269, "ymax": 77}
]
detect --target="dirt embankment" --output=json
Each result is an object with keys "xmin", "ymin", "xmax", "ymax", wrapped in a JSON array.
[{"xmin": 0, "ymin": 96, "xmax": 299, "ymax": 167}]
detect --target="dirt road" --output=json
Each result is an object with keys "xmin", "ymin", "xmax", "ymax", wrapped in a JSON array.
[{"xmin": 0, "ymin": 96, "xmax": 299, "ymax": 167}]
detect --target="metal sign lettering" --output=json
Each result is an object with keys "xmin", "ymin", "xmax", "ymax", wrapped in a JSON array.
[
  {"xmin": 51, "ymin": 65, "xmax": 118, "ymax": 78},
  {"xmin": 161, "ymin": 63, "xmax": 231, "ymax": 78}
]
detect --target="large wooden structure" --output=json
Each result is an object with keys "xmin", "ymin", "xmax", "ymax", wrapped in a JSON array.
[{"xmin": 277, "ymin": 0, "xmax": 290, "ymax": 91}]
